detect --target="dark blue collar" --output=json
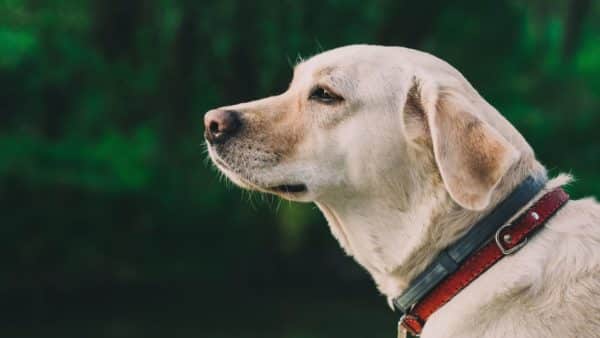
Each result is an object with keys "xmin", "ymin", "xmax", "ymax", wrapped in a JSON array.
[{"xmin": 393, "ymin": 175, "xmax": 547, "ymax": 315}]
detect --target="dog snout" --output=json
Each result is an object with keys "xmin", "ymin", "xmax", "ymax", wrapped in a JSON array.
[{"xmin": 204, "ymin": 109, "xmax": 242, "ymax": 144}]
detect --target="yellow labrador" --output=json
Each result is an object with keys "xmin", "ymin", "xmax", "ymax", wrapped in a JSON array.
[{"xmin": 204, "ymin": 45, "xmax": 600, "ymax": 337}]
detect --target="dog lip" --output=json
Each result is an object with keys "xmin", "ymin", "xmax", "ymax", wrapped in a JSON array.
[
  {"xmin": 208, "ymin": 147, "xmax": 306, "ymax": 195},
  {"xmin": 269, "ymin": 183, "xmax": 308, "ymax": 194},
  {"xmin": 212, "ymin": 155, "xmax": 232, "ymax": 171}
]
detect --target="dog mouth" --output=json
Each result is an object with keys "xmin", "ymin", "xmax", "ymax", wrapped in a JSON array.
[
  {"xmin": 267, "ymin": 183, "xmax": 308, "ymax": 194},
  {"xmin": 208, "ymin": 147, "xmax": 308, "ymax": 196}
]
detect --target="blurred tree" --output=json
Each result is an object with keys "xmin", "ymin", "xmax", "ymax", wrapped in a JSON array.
[
  {"xmin": 563, "ymin": 0, "xmax": 591, "ymax": 60},
  {"xmin": 0, "ymin": 0, "xmax": 598, "ymax": 326}
]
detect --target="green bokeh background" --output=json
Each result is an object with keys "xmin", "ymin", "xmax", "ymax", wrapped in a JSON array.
[{"xmin": 1, "ymin": 1, "xmax": 598, "ymax": 337}]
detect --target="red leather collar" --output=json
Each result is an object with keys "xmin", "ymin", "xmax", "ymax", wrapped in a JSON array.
[{"xmin": 400, "ymin": 187, "xmax": 569, "ymax": 336}]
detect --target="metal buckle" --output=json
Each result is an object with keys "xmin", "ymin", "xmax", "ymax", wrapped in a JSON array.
[{"xmin": 494, "ymin": 223, "xmax": 527, "ymax": 255}]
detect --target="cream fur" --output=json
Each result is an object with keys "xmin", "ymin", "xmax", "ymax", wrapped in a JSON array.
[{"xmin": 206, "ymin": 45, "xmax": 600, "ymax": 337}]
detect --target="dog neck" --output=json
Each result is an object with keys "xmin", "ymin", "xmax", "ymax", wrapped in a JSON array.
[{"xmin": 315, "ymin": 155, "xmax": 546, "ymax": 303}]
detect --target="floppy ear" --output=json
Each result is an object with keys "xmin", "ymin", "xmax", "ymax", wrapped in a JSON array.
[{"xmin": 404, "ymin": 81, "xmax": 520, "ymax": 210}]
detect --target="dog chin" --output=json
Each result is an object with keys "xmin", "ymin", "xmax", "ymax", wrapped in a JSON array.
[
  {"xmin": 208, "ymin": 147, "xmax": 312, "ymax": 201},
  {"xmin": 210, "ymin": 157, "xmax": 255, "ymax": 191}
]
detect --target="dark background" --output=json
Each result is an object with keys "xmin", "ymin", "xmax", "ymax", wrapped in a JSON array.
[{"xmin": 1, "ymin": 1, "xmax": 599, "ymax": 337}]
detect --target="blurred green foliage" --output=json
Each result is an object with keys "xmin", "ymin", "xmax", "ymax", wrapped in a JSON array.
[{"xmin": 0, "ymin": 0, "xmax": 599, "ymax": 337}]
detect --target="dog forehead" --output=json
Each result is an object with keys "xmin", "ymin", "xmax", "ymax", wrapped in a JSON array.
[
  {"xmin": 300, "ymin": 45, "xmax": 463, "ymax": 83},
  {"xmin": 296, "ymin": 45, "xmax": 450, "ymax": 88},
  {"xmin": 298, "ymin": 45, "xmax": 384, "ymax": 74},
  {"xmin": 291, "ymin": 45, "xmax": 397, "ymax": 91}
]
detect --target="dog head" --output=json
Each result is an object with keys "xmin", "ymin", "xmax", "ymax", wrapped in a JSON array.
[{"xmin": 205, "ymin": 45, "xmax": 535, "ymax": 211}]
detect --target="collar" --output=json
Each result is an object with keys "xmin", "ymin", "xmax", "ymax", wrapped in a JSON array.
[{"xmin": 393, "ymin": 176, "xmax": 570, "ymax": 336}]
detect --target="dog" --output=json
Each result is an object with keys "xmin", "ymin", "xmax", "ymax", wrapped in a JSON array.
[{"xmin": 204, "ymin": 45, "xmax": 600, "ymax": 337}]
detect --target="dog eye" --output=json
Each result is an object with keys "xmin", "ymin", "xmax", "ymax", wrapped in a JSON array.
[{"xmin": 309, "ymin": 86, "xmax": 342, "ymax": 104}]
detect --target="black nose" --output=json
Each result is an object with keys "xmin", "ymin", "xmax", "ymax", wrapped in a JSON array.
[{"xmin": 204, "ymin": 109, "xmax": 242, "ymax": 144}]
